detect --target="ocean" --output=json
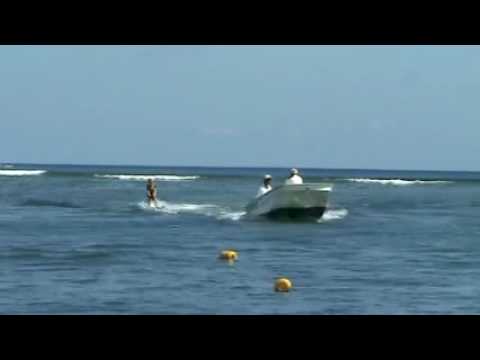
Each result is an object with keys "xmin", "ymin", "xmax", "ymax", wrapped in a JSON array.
[{"xmin": 1, "ymin": 163, "xmax": 480, "ymax": 314}]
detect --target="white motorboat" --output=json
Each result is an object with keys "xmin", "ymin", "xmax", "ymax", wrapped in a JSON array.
[{"xmin": 246, "ymin": 183, "xmax": 333, "ymax": 219}]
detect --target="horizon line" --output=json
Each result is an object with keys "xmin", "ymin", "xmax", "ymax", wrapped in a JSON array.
[{"xmin": 2, "ymin": 161, "xmax": 480, "ymax": 174}]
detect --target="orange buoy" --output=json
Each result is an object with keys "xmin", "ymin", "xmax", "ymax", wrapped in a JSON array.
[
  {"xmin": 219, "ymin": 250, "xmax": 238, "ymax": 262},
  {"xmin": 275, "ymin": 278, "xmax": 292, "ymax": 292}
]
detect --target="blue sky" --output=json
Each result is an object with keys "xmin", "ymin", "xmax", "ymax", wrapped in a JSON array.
[{"xmin": 1, "ymin": 45, "xmax": 479, "ymax": 170}]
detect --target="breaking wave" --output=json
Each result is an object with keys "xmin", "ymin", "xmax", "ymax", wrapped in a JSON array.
[
  {"xmin": 0, "ymin": 170, "xmax": 46, "ymax": 176},
  {"xmin": 346, "ymin": 178, "xmax": 451, "ymax": 186},
  {"xmin": 94, "ymin": 174, "xmax": 199, "ymax": 181}
]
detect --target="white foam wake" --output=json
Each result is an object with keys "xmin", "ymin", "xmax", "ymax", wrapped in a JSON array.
[
  {"xmin": 318, "ymin": 209, "xmax": 349, "ymax": 223},
  {"xmin": 95, "ymin": 174, "xmax": 199, "ymax": 181},
  {"xmin": 0, "ymin": 170, "xmax": 46, "ymax": 176},
  {"xmin": 346, "ymin": 178, "xmax": 451, "ymax": 186},
  {"xmin": 137, "ymin": 200, "xmax": 245, "ymax": 221},
  {"xmin": 217, "ymin": 210, "xmax": 247, "ymax": 221},
  {"xmin": 153, "ymin": 200, "xmax": 217, "ymax": 215}
]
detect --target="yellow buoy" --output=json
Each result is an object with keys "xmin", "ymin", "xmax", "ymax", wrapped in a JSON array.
[
  {"xmin": 275, "ymin": 278, "xmax": 292, "ymax": 292},
  {"xmin": 219, "ymin": 250, "xmax": 238, "ymax": 261}
]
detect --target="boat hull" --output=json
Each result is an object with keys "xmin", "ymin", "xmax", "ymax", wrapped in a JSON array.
[
  {"xmin": 246, "ymin": 183, "xmax": 332, "ymax": 220},
  {"xmin": 265, "ymin": 206, "xmax": 327, "ymax": 220}
]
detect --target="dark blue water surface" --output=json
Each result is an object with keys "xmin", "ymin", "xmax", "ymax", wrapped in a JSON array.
[{"xmin": 1, "ymin": 164, "xmax": 480, "ymax": 314}]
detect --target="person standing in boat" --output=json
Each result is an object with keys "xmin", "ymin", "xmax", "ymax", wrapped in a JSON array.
[
  {"xmin": 285, "ymin": 168, "xmax": 303, "ymax": 185},
  {"xmin": 146, "ymin": 178, "xmax": 157, "ymax": 206},
  {"xmin": 256, "ymin": 174, "xmax": 273, "ymax": 198}
]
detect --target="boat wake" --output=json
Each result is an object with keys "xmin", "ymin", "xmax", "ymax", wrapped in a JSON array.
[
  {"xmin": 217, "ymin": 210, "xmax": 247, "ymax": 221},
  {"xmin": 137, "ymin": 200, "xmax": 246, "ymax": 221},
  {"xmin": 317, "ymin": 208, "xmax": 349, "ymax": 223}
]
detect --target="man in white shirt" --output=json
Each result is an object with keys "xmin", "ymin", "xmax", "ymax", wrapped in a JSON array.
[
  {"xmin": 256, "ymin": 174, "xmax": 273, "ymax": 198},
  {"xmin": 285, "ymin": 168, "xmax": 303, "ymax": 185}
]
